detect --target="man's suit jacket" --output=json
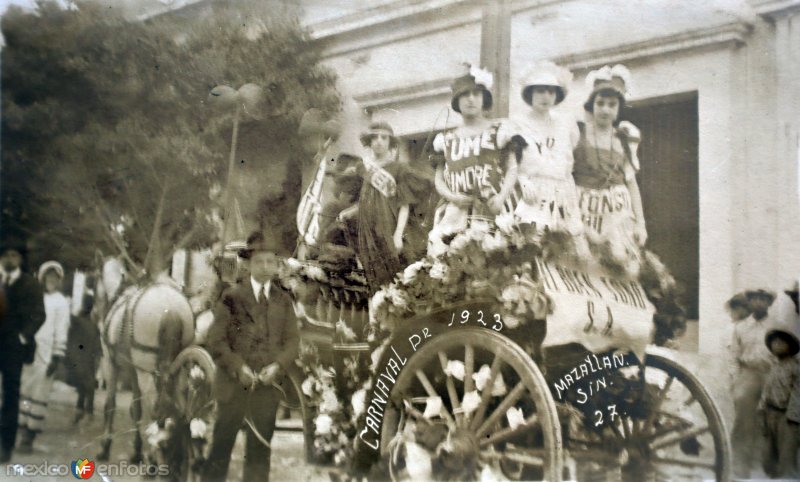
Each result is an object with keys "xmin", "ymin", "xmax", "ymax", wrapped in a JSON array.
[
  {"xmin": 0, "ymin": 272, "xmax": 46, "ymax": 365},
  {"xmin": 206, "ymin": 278, "xmax": 299, "ymax": 401}
]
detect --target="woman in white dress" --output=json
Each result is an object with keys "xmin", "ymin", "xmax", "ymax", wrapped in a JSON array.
[{"xmin": 513, "ymin": 61, "xmax": 589, "ymax": 258}]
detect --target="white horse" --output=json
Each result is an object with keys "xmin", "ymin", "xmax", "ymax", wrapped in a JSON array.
[{"xmin": 93, "ymin": 258, "xmax": 194, "ymax": 465}]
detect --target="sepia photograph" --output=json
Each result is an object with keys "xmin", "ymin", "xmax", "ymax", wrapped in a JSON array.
[{"xmin": 0, "ymin": 0, "xmax": 798, "ymax": 480}]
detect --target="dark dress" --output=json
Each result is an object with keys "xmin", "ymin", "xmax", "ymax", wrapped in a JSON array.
[
  {"xmin": 356, "ymin": 159, "xmax": 430, "ymax": 293},
  {"xmin": 65, "ymin": 313, "xmax": 101, "ymax": 394}
]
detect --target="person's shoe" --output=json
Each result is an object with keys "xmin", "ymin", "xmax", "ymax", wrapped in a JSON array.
[{"xmin": 0, "ymin": 446, "xmax": 11, "ymax": 463}]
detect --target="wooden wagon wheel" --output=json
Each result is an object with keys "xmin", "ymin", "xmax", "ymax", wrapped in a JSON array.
[
  {"xmin": 275, "ymin": 367, "xmax": 315, "ymax": 464},
  {"xmin": 167, "ymin": 346, "xmax": 217, "ymax": 482},
  {"xmin": 569, "ymin": 353, "xmax": 731, "ymax": 481},
  {"xmin": 380, "ymin": 327, "xmax": 563, "ymax": 481}
]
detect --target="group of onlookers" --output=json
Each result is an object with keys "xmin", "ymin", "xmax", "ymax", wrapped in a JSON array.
[
  {"xmin": 0, "ymin": 243, "xmax": 101, "ymax": 463},
  {"xmin": 729, "ymin": 282, "xmax": 800, "ymax": 479}
]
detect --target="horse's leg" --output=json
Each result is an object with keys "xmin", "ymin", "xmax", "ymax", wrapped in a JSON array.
[
  {"xmin": 129, "ymin": 363, "xmax": 144, "ymax": 465},
  {"xmin": 97, "ymin": 357, "xmax": 117, "ymax": 461}
]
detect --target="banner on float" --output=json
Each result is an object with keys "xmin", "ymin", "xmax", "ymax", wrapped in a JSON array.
[{"xmin": 536, "ymin": 258, "xmax": 655, "ymax": 358}]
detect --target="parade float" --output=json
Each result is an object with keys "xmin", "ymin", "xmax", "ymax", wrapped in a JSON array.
[{"xmin": 157, "ymin": 183, "xmax": 730, "ymax": 482}]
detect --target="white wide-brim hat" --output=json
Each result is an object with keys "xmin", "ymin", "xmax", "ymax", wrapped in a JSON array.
[
  {"xmin": 521, "ymin": 61, "xmax": 571, "ymax": 105},
  {"xmin": 38, "ymin": 260, "xmax": 64, "ymax": 283}
]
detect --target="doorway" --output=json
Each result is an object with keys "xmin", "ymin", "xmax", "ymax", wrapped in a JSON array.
[{"xmin": 624, "ymin": 92, "xmax": 699, "ymax": 319}]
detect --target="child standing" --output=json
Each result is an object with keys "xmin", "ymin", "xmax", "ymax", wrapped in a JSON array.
[
  {"xmin": 17, "ymin": 261, "xmax": 70, "ymax": 453},
  {"xmin": 66, "ymin": 289, "xmax": 102, "ymax": 424},
  {"xmin": 428, "ymin": 66, "xmax": 519, "ymax": 256},
  {"xmin": 731, "ymin": 288, "xmax": 778, "ymax": 478},
  {"xmin": 758, "ymin": 324, "xmax": 800, "ymax": 478},
  {"xmin": 352, "ymin": 122, "xmax": 430, "ymax": 293}
]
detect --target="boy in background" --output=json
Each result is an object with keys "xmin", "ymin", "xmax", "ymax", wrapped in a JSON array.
[{"xmin": 758, "ymin": 324, "xmax": 800, "ymax": 478}]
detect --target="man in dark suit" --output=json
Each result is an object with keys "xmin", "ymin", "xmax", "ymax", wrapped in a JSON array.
[
  {"xmin": 203, "ymin": 231, "xmax": 299, "ymax": 482},
  {"xmin": 0, "ymin": 244, "xmax": 46, "ymax": 462}
]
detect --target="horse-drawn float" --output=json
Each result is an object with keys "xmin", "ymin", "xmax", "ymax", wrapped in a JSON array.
[{"xmin": 157, "ymin": 223, "xmax": 730, "ymax": 481}]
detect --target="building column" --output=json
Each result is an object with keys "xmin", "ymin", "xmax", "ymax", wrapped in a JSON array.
[
  {"xmin": 480, "ymin": 0, "xmax": 512, "ymax": 118},
  {"xmin": 773, "ymin": 10, "xmax": 800, "ymax": 285}
]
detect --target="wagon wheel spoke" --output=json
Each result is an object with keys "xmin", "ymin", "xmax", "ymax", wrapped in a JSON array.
[
  {"xmin": 476, "ymin": 382, "xmax": 527, "ymax": 439},
  {"xmin": 402, "ymin": 400, "xmax": 434, "ymax": 426},
  {"xmin": 607, "ymin": 417, "xmax": 626, "ymax": 443},
  {"xmin": 619, "ymin": 413, "xmax": 632, "ymax": 440},
  {"xmin": 469, "ymin": 355, "xmax": 503, "ymax": 431},
  {"xmin": 437, "ymin": 352, "xmax": 463, "ymax": 426},
  {"xmin": 640, "ymin": 419, "xmax": 693, "ymax": 443},
  {"xmin": 480, "ymin": 414, "xmax": 540, "ymax": 447},
  {"xmin": 650, "ymin": 425, "xmax": 710, "ymax": 450},
  {"xmin": 464, "ymin": 344, "xmax": 475, "ymax": 394},
  {"xmin": 484, "ymin": 446, "xmax": 547, "ymax": 466},
  {"xmin": 640, "ymin": 374, "xmax": 674, "ymax": 435},
  {"xmin": 415, "ymin": 370, "xmax": 456, "ymax": 426},
  {"xmin": 650, "ymin": 456, "xmax": 716, "ymax": 471}
]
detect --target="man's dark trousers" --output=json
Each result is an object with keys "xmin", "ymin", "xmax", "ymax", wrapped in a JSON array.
[
  {"xmin": 0, "ymin": 358, "xmax": 23, "ymax": 452},
  {"xmin": 203, "ymin": 383, "xmax": 282, "ymax": 482}
]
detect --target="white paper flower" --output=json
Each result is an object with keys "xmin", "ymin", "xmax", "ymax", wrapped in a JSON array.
[
  {"xmin": 506, "ymin": 407, "xmax": 525, "ymax": 430},
  {"xmin": 301, "ymin": 376, "xmax": 315, "ymax": 397},
  {"xmin": 145, "ymin": 422, "xmax": 168, "ymax": 448},
  {"xmin": 495, "ymin": 212, "xmax": 515, "ymax": 235},
  {"xmin": 445, "ymin": 360, "xmax": 466, "ymax": 381},
  {"xmin": 352, "ymin": 388, "xmax": 367, "ymax": 420},
  {"xmin": 145, "ymin": 422, "xmax": 160, "ymax": 438},
  {"xmin": 386, "ymin": 286, "xmax": 409, "ymax": 308},
  {"xmin": 503, "ymin": 314, "xmax": 521, "ymax": 330},
  {"xmin": 401, "ymin": 260, "xmax": 428, "ymax": 284},
  {"xmin": 470, "ymin": 220, "xmax": 492, "ymax": 236},
  {"xmin": 481, "ymin": 231, "xmax": 508, "ymax": 252},
  {"xmin": 315, "ymin": 413, "xmax": 333, "ymax": 435},
  {"xmin": 480, "ymin": 464, "xmax": 504, "ymax": 482},
  {"xmin": 189, "ymin": 365, "xmax": 206, "ymax": 381},
  {"xmin": 320, "ymin": 388, "xmax": 341, "ymax": 414},
  {"xmin": 335, "ymin": 319, "xmax": 357, "ymax": 341},
  {"xmin": 371, "ymin": 289, "xmax": 386, "ymax": 309},
  {"xmin": 586, "ymin": 64, "xmax": 632, "ymax": 96},
  {"xmin": 423, "ymin": 397, "xmax": 443, "ymax": 419},
  {"xmin": 610, "ymin": 64, "xmax": 632, "ymax": 90},
  {"xmin": 190, "ymin": 418, "xmax": 208, "ymax": 439},
  {"xmin": 429, "ymin": 261, "xmax": 448, "ymax": 280},
  {"xmin": 501, "ymin": 280, "xmax": 523, "ymax": 304},
  {"xmin": 449, "ymin": 233, "xmax": 470, "ymax": 252},
  {"xmin": 427, "ymin": 237, "xmax": 449, "ymax": 258},
  {"xmin": 470, "ymin": 65, "xmax": 494, "ymax": 91},
  {"xmin": 405, "ymin": 442, "xmax": 433, "ymax": 480},
  {"xmin": 472, "ymin": 364, "xmax": 492, "ymax": 392},
  {"xmin": 491, "ymin": 372, "xmax": 507, "ymax": 397},
  {"xmin": 462, "ymin": 390, "xmax": 481, "ymax": 415},
  {"xmin": 305, "ymin": 265, "xmax": 327, "ymax": 281},
  {"xmin": 285, "ymin": 257, "xmax": 303, "ymax": 271}
]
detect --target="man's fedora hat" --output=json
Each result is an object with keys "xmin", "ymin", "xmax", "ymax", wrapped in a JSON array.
[{"xmin": 238, "ymin": 231, "xmax": 290, "ymax": 259}]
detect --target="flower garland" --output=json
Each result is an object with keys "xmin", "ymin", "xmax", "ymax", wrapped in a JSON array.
[
  {"xmin": 298, "ymin": 341, "xmax": 372, "ymax": 467},
  {"xmin": 373, "ymin": 222, "xmax": 567, "ymax": 333}
]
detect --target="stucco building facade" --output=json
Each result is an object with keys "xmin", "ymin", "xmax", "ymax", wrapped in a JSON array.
[{"xmin": 301, "ymin": 0, "xmax": 800, "ymax": 356}]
